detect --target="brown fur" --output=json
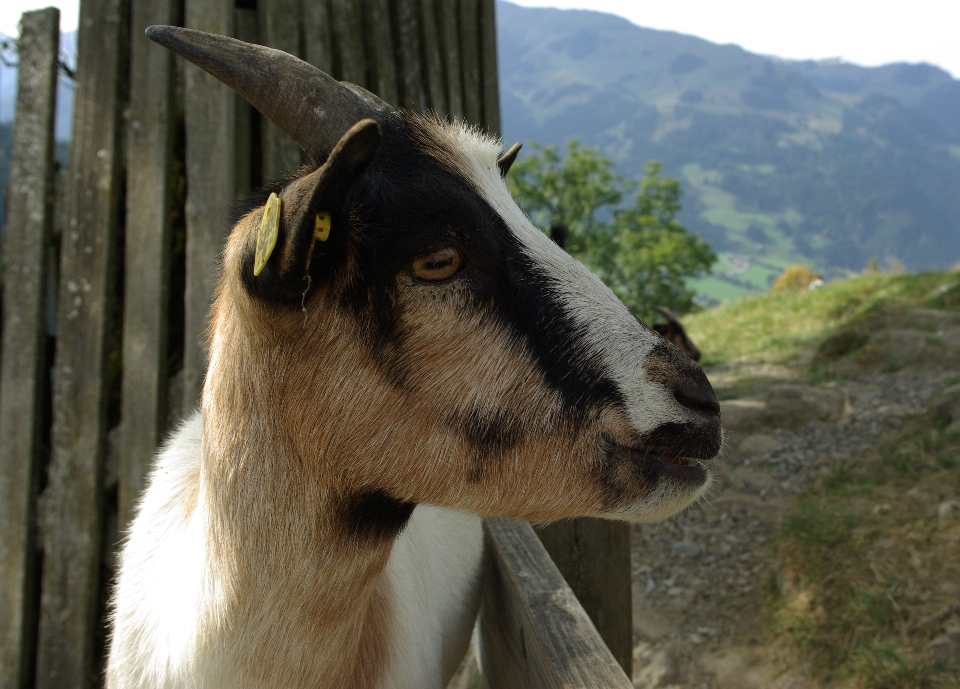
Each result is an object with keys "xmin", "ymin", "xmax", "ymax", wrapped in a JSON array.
[{"xmin": 186, "ymin": 209, "xmax": 628, "ymax": 685}]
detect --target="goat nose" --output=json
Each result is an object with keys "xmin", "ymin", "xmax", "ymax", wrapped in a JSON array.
[{"xmin": 673, "ymin": 382, "xmax": 720, "ymax": 419}]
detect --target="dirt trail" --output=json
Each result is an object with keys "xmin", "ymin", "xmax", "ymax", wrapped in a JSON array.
[{"xmin": 630, "ymin": 356, "xmax": 955, "ymax": 689}]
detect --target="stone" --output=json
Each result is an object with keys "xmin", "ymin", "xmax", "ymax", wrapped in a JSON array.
[
  {"xmin": 719, "ymin": 397, "xmax": 767, "ymax": 430},
  {"xmin": 673, "ymin": 540, "xmax": 701, "ymax": 556},
  {"xmin": 633, "ymin": 649, "xmax": 677, "ymax": 689},
  {"xmin": 938, "ymin": 501, "xmax": 960, "ymax": 522},
  {"xmin": 738, "ymin": 433, "xmax": 784, "ymax": 456},
  {"xmin": 933, "ymin": 384, "xmax": 960, "ymax": 426},
  {"xmin": 763, "ymin": 384, "xmax": 846, "ymax": 424},
  {"xmin": 928, "ymin": 627, "xmax": 960, "ymax": 670}
]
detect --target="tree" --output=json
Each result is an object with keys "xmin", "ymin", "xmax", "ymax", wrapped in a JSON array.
[
  {"xmin": 506, "ymin": 143, "xmax": 716, "ymax": 321},
  {"xmin": 505, "ymin": 140, "xmax": 622, "ymax": 256}
]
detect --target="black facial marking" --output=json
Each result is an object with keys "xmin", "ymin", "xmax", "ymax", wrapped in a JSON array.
[
  {"xmin": 634, "ymin": 421, "xmax": 722, "ymax": 460},
  {"xmin": 446, "ymin": 406, "xmax": 525, "ymax": 481},
  {"xmin": 496, "ymin": 241, "xmax": 625, "ymax": 424},
  {"xmin": 341, "ymin": 489, "xmax": 416, "ymax": 541},
  {"xmin": 325, "ymin": 115, "xmax": 626, "ymax": 428}
]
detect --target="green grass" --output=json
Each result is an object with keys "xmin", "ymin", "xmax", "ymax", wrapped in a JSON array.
[
  {"xmin": 766, "ymin": 405, "xmax": 960, "ymax": 689},
  {"xmin": 688, "ymin": 274, "xmax": 758, "ymax": 303},
  {"xmin": 685, "ymin": 271, "xmax": 960, "ymax": 368}
]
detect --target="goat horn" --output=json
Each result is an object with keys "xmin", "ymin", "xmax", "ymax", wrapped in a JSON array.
[{"xmin": 145, "ymin": 25, "xmax": 393, "ymax": 163}]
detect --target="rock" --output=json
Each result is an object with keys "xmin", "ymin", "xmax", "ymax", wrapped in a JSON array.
[
  {"xmin": 933, "ymin": 384, "xmax": 960, "ymax": 426},
  {"xmin": 860, "ymin": 328, "xmax": 931, "ymax": 370},
  {"xmin": 633, "ymin": 648, "xmax": 677, "ymax": 689},
  {"xmin": 738, "ymin": 433, "xmax": 784, "ymax": 456},
  {"xmin": 673, "ymin": 541, "xmax": 701, "ymax": 556},
  {"xmin": 763, "ymin": 384, "xmax": 846, "ymax": 424},
  {"xmin": 928, "ymin": 627, "xmax": 960, "ymax": 670},
  {"xmin": 719, "ymin": 398, "xmax": 767, "ymax": 431},
  {"xmin": 938, "ymin": 501, "xmax": 960, "ymax": 522}
]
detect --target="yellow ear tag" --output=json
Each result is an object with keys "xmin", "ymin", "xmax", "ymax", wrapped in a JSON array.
[
  {"xmin": 314, "ymin": 211, "xmax": 331, "ymax": 242},
  {"xmin": 254, "ymin": 192, "xmax": 282, "ymax": 276}
]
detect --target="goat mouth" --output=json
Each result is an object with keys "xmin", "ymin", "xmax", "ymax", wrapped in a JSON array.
[
  {"xmin": 606, "ymin": 443, "xmax": 709, "ymax": 486},
  {"xmin": 659, "ymin": 453, "xmax": 698, "ymax": 468}
]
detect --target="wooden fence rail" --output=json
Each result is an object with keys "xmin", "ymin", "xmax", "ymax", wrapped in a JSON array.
[
  {"xmin": 0, "ymin": 2, "xmax": 632, "ymax": 687},
  {"xmin": 480, "ymin": 518, "xmax": 633, "ymax": 689}
]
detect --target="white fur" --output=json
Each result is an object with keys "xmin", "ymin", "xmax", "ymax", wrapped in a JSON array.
[
  {"xmin": 108, "ymin": 414, "xmax": 210, "ymax": 688},
  {"xmin": 380, "ymin": 506, "xmax": 483, "ymax": 688},
  {"xmin": 108, "ymin": 415, "xmax": 483, "ymax": 689}
]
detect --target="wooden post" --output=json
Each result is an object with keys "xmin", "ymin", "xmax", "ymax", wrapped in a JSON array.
[
  {"xmin": 535, "ymin": 520, "xmax": 633, "ymax": 677},
  {"xmin": 458, "ymin": 0, "xmax": 482, "ymax": 125},
  {"xmin": 418, "ymin": 0, "xmax": 447, "ymax": 114},
  {"xmin": 329, "ymin": 0, "xmax": 366, "ymax": 87},
  {"xmin": 118, "ymin": 0, "xmax": 176, "ymax": 532},
  {"xmin": 438, "ymin": 0, "xmax": 463, "ymax": 118},
  {"xmin": 394, "ymin": 0, "xmax": 423, "ymax": 109},
  {"xmin": 182, "ymin": 0, "xmax": 235, "ymax": 413},
  {"xmin": 301, "ymin": 0, "xmax": 334, "ymax": 74},
  {"xmin": 258, "ymin": 0, "xmax": 303, "ymax": 179},
  {"xmin": 34, "ymin": 0, "xmax": 129, "ymax": 684},
  {"xmin": 0, "ymin": 9, "xmax": 60, "ymax": 689},
  {"xmin": 234, "ymin": 7, "xmax": 259, "ymax": 196},
  {"xmin": 480, "ymin": 518, "xmax": 633, "ymax": 689},
  {"xmin": 366, "ymin": 0, "xmax": 399, "ymax": 106},
  {"xmin": 478, "ymin": 0, "xmax": 499, "ymax": 135}
]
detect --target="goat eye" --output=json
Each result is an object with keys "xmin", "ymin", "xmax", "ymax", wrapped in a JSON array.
[{"xmin": 412, "ymin": 247, "xmax": 462, "ymax": 281}]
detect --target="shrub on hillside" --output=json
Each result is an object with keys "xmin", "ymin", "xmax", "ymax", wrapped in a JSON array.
[{"xmin": 773, "ymin": 265, "xmax": 822, "ymax": 292}]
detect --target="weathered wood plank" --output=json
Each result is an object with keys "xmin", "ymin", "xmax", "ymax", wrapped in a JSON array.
[
  {"xmin": 301, "ymin": 0, "xmax": 334, "ymax": 74},
  {"xmin": 366, "ymin": 0, "xmax": 398, "ymax": 105},
  {"xmin": 258, "ymin": 0, "xmax": 303, "ymax": 180},
  {"xmin": 437, "ymin": 0, "xmax": 462, "ymax": 118},
  {"xmin": 118, "ymin": 0, "xmax": 176, "ymax": 532},
  {"xmin": 394, "ymin": 0, "xmax": 423, "ymax": 109},
  {"xmin": 536, "ymin": 519, "xmax": 633, "ymax": 678},
  {"xmin": 34, "ymin": 0, "xmax": 129, "ymax": 684},
  {"xmin": 480, "ymin": 518, "xmax": 633, "ymax": 689},
  {"xmin": 458, "ymin": 0, "xmax": 482, "ymax": 125},
  {"xmin": 182, "ymin": 0, "xmax": 235, "ymax": 413},
  {"xmin": 418, "ymin": 0, "xmax": 447, "ymax": 114},
  {"xmin": 478, "ymin": 0, "xmax": 499, "ymax": 135},
  {"xmin": 329, "ymin": 0, "xmax": 366, "ymax": 87},
  {"xmin": 234, "ymin": 7, "xmax": 259, "ymax": 197},
  {"xmin": 0, "ymin": 10, "xmax": 60, "ymax": 689}
]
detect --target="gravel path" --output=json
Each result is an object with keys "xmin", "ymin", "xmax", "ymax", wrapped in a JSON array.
[{"xmin": 629, "ymin": 368, "xmax": 955, "ymax": 689}]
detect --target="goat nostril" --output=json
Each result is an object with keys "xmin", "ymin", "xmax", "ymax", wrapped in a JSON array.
[{"xmin": 673, "ymin": 389, "xmax": 721, "ymax": 418}]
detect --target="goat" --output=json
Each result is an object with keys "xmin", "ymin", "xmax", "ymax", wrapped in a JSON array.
[
  {"xmin": 107, "ymin": 27, "xmax": 723, "ymax": 689},
  {"xmin": 652, "ymin": 306, "xmax": 701, "ymax": 361}
]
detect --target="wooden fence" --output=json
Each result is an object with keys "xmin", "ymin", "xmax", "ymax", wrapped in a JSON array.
[{"xmin": 0, "ymin": 2, "xmax": 632, "ymax": 687}]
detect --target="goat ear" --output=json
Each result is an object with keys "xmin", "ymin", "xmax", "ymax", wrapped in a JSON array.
[
  {"xmin": 244, "ymin": 119, "xmax": 380, "ymax": 303},
  {"xmin": 497, "ymin": 142, "xmax": 522, "ymax": 177}
]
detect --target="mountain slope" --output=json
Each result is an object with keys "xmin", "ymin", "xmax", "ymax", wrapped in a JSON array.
[{"xmin": 497, "ymin": 2, "xmax": 960, "ymax": 299}]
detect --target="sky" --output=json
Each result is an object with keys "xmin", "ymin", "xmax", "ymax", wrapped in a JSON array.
[{"xmin": 1, "ymin": 0, "xmax": 958, "ymax": 77}]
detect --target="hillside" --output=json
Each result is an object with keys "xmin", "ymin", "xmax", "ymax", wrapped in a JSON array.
[
  {"xmin": 626, "ymin": 271, "xmax": 960, "ymax": 688},
  {"xmin": 497, "ymin": 2, "xmax": 960, "ymax": 302}
]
